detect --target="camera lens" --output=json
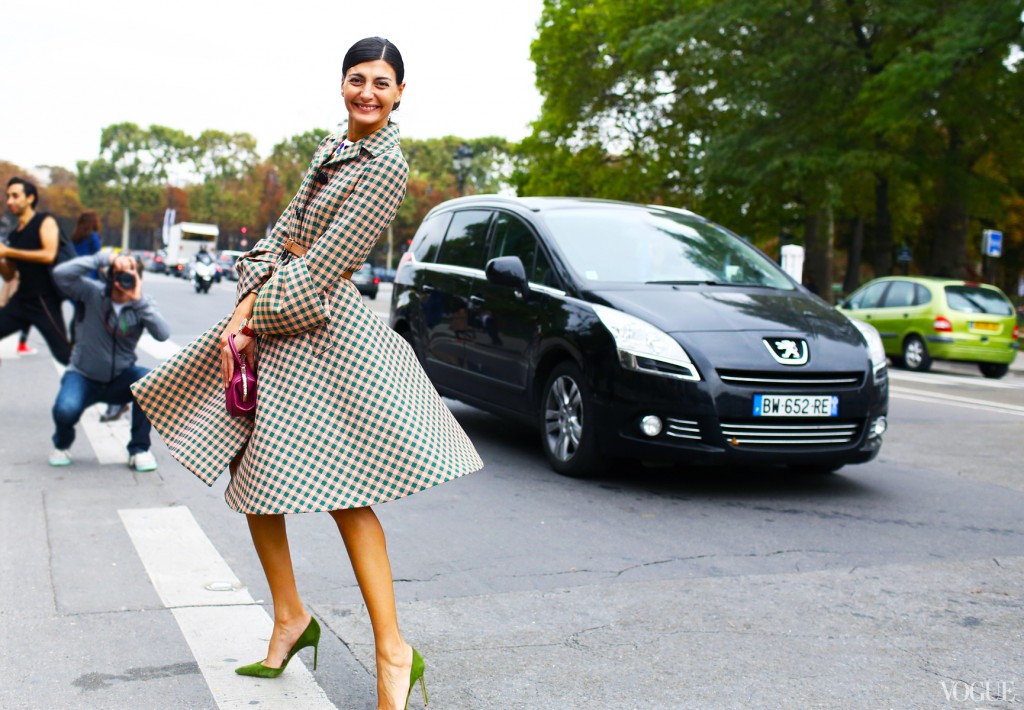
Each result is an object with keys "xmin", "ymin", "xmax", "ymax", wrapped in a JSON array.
[{"xmin": 114, "ymin": 271, "xmax": 136, "ymax": 290}]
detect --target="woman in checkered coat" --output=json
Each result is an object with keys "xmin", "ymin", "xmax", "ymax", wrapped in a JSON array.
[{"xmin": 133, "ymin": 37, "xmax": 480, "ymax": 707}]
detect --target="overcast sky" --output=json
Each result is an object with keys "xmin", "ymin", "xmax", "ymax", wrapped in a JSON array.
[{"xmin": 1, "ymin": 0, "xmax": 545, "ymax": 173}]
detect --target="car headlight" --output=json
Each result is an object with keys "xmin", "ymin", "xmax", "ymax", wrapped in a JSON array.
[
  {"xmin": 592, "ymin": 304, "xmax": 700, "ymax": 381},
  {"xmin": 847, "ymin": 316, "xmax": 887, "ymax": 375}
]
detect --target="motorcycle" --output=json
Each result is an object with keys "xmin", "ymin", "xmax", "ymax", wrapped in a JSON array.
[{"xmin": 192, "ymin": 260, "xmax": 216, "ymax": 293}]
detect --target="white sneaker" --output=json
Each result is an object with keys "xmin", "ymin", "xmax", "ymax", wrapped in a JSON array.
[
  {"xmin": 129, "ymin": 451, "xmax": 158, "ymax": 472},
  {"xmin": 49, "ymin": 449, "xmax": 72, "ymax": 467}
]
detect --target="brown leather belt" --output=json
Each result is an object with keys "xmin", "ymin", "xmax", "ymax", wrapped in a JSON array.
[
  {"xmin": 283, "ymin": 239, "xmax": 353, "ymax": 280},
  {"xmin": 283, "ymin": 238, "xmax": 308, "ymax": 257}
]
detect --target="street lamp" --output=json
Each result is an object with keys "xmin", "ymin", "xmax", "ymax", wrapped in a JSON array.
[{"xmin": 452, "ymin": 144, "xmax": 473, "ymax": 196}]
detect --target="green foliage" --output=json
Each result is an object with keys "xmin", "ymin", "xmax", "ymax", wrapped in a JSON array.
[
  {"xmin": 519, "ymin": 0, "xmax": 1024, "ymax": 291},
  {"xmin": 65, "ymin": 124, "xmax": 517, "ymax": 260},
  {"xmin": 270, "ymin": 129, "xmax": 330, "ymax": 199},
  {"xmin": 403, "ymin": 135, "xmax": 516, "ymax": 193}
]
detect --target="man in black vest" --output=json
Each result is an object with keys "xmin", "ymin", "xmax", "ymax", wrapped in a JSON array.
[{"xmin": 0, "ymin": 177, "xmax": 71, "ymax": 364}]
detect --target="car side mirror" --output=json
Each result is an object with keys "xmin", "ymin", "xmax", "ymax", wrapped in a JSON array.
[{"xmin": 485, "ymin": 256, "xmax": 530, "ymax": 298}]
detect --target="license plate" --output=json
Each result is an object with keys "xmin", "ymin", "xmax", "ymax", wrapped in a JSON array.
[
  {"xmin": 754, "ymin": 395, "xmax": 838, "ymax": 417},
  {"xmin": 970, "ymin": 321, "xmax": 999, "ymax": 332}
]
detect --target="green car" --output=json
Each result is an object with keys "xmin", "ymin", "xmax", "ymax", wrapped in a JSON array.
[{"xmin": 839, "ymin": 276, "xmax": 1019, "ymax": 378}]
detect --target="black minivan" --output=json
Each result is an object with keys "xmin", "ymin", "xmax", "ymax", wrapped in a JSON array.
[{"xmin": 390, "ymin": 196, "xmax": 889, "ymax": 476}]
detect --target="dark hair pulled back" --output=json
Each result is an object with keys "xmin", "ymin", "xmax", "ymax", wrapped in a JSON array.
[
  {"xmin": 343, "ymin": 37, "xmax": 404, "ymax": 83},
  {"xmin": 342, "ymin": 37, "xmax": 405, "ymax": 109}
]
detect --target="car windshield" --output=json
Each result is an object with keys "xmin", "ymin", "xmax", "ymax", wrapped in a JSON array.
[
  {"xmin": 945, "ymin": 285, "xmax": 1013, "ymax": 316},
  {"xmin": 540, "ymin": 206, "xmax": 794, "ymax": 289}
]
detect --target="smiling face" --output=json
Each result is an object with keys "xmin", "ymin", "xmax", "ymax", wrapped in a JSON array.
[{"xmin": 342, "ymin": 59, "xmax": 405, "ymax": 142}]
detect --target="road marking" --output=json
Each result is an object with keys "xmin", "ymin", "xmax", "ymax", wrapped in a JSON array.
[
  {"xmin": 79, "ymin": 403, "xmax": 132, "ymax": 464},
  {"xmin": 139, "ymin": 333, "xmax": 182, "ymax": 360},
  {"xmin": 891, "ymin": 386, "xmax": 1024, "ymax": 418},
  {"xmin": 119, "ymin": 507, "xmax": 336, "ymax": 710},
  {"xmin": 0, "ymin": 332, "xmax": 23, "ymax": 358},
  {"xmin": 889, "ymin": 369, "xmax": 1024, "ymax": 390}
]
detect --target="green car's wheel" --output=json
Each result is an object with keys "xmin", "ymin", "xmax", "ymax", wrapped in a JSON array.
[
  {"xmin": 902, "ymin": 335, "xmax": 931, "ymax": 372},
  {"xmin": 978, "ymin": 362, "xmax": 1009, "ymax": 379}
]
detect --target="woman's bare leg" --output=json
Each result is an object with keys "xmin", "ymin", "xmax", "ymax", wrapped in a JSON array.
[
  {"xmin": 246, "ymin": 513, "xmax": 312, "ymax": 667},
  {"xmin": 330, "ymin": 507, "xmax": 413, "ymax": 710}
]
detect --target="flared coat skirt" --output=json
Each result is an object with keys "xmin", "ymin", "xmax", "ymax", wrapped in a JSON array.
[{"xmin": 131, "ymin": 279, "xmax": 484, "ymax": 514}]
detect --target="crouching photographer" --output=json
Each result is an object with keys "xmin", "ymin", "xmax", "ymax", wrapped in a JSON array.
[{"xmin": 49, "ymin": 252, "xmax": 170, "ymax": 471}]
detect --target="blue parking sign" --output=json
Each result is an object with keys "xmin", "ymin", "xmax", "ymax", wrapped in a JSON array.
[{"xmin": 983, "ymin": 229, "xmax": 1003, "ymax": 258}]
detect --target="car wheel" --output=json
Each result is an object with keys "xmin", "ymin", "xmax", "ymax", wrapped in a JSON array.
[
  {"xmin": 978, "ymin": 362, "xmax": 1009, "ymax": 379},
  {"xmin": 539, "ymin": 361, "xmax": 603, "ymax": 477},
  {"xmin": 901, "ymin": 335, "xmax": 931, "ymax": 372}
]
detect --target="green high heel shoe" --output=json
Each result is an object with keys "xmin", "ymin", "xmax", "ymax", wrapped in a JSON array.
[
  {"xmin": 405, "ymin": 647, "xmax": 428, "ymax": 709},
  {"xmin": 235, "ymin": 616, "xmax": 321, "ymax": 678}
]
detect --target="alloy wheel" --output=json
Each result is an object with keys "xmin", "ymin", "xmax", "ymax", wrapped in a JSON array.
[
  {"xmin": 904, "ymin": 337, "xmax": 926, "ymax": 370},
  {"xmin": 543, "ymin": 375, "xmax": 583, "ymax": 463}
]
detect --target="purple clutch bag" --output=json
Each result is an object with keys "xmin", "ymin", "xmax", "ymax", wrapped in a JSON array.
[{"xmin": 225, "ymin": 334, "xmax": 257, "ymax": 417}]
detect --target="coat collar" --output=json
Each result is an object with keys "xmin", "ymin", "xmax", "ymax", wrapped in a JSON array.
[{"xmin": 323, "ymin": 122, "xmax": 401, "ymax": 166}]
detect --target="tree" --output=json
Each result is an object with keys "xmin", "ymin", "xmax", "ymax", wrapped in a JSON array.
[
  {"xmin": 186, "ymin": 130, "xmax": 263, "ymax": 241},
  {"xmin": 77, "ymin": 123, "xmax": 191, "ymax": 249},
  {"xmin": 519, "ymin": 0, "xmax": 1024, "ymax": 293}
]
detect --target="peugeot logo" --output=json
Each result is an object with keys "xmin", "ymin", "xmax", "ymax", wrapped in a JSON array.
[{"xmin": 763, "ymin": 337, "xmax": 809, "ymax": 365}]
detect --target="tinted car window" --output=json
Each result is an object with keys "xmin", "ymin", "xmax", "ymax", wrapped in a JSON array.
[
  {"xmin": 848, "ymin": 282, "xmax": 887, "ymax": 309},
  {"xmin": 882, "ymin": 281, "xmax": 915, "ymax": 308},
  {"xmin": 410, "ymin": 212, "xmax": 453, "ymax": 263},
  {"xmin": 541, "ymin": 206, "xmax": 792, "ymax": 288},
  {"xmin": 489, "ymin": 213, "xmax": 537, "ymax": 268},
  {"xmin": 945, "ymin": 286, "xmax": 1013, "ymax": 315},
  {"xmin": 914, "ymin": 284, "xmax": 931, "ymax": 306},
  {"xmin": 436, "ymin": 210, "xmax": 492, "ymax": 269},
  {"xmin": 533, "ymin": 248, "xmax": 557, "ymax": 287},
  {"xmin": 488, "ymin": 212, "xmax": 560, "ymax": 287}
]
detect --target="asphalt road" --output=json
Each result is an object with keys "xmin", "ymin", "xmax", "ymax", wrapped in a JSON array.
[{"xmin": 2, "ymin": 274, "xmax": 1022, "ymax": 709}]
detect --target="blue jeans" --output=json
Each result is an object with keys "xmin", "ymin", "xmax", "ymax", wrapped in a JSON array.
[{"xmin": 52, "ymin": 366, "xmax": 152, "ymax": 454}]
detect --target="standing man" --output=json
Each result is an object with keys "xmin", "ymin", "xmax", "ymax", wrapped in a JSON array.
[
  {"xmin": 49, "ymin": 251, "xmax": 170, "ymax": 471},
  {"xmin": 0, "ymin": 177, "xmax": 71, "ymax": 363}
]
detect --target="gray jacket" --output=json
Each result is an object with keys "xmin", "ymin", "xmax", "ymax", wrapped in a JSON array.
[{"xmin": 53, "ymin": 253, "xmax": 170, "ymax": 383}]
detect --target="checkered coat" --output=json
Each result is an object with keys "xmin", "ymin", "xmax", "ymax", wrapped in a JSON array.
[{"xmin": 131, "ymin": 123, "xmax": 483, "ymax": 514}]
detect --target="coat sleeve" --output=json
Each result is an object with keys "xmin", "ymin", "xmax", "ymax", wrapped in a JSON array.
[
  {"xmin": 231, "ymin": 212, "xmax": 288, "ymax": 306},
  {"xmin": 53, "ymin": 252, "xmax": 110, "ymax": 300},
  {"xmin": 233, "ymin": 135, "xmax": 335, "ymax": 307},
  {"xmin": 249, "ymin": 148, "xmax": 408, "ymax": 336},
  {"xmin": 132, "ymin": 294, "xmax": 171, "ymax": 341}
]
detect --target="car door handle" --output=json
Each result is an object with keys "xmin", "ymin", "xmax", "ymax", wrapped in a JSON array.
[
  {"xmin": 469, "ymin": 295, "xmax": 486, "ymax": 306},
  {"xmin": 421, "ymin": 284, "xmax": 435, "ymax": 293}
]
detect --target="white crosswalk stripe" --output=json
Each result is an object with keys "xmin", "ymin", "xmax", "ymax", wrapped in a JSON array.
[
  {"xmin": 889, "ymin": 368, "xmax": 1024, "ymax": 390},
  {"xmin": 891, "ymin": 386, "xmax": 1024, "ymax": 417},
  {"xmin": 119, "ymin": 506, "xmax": 336, "ymax": 709}
]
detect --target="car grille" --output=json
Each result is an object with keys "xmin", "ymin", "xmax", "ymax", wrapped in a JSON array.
[
  {"xmin": 720, "ymin": 420, "xmax": 861, "ymax": 447},
  {"xmin": 665, "ymin": 417, "xmax": 701, "ymax": 441},
  {"xmin": 717, "ymin": 370, "xmax": 864, "ymax": 388}
]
